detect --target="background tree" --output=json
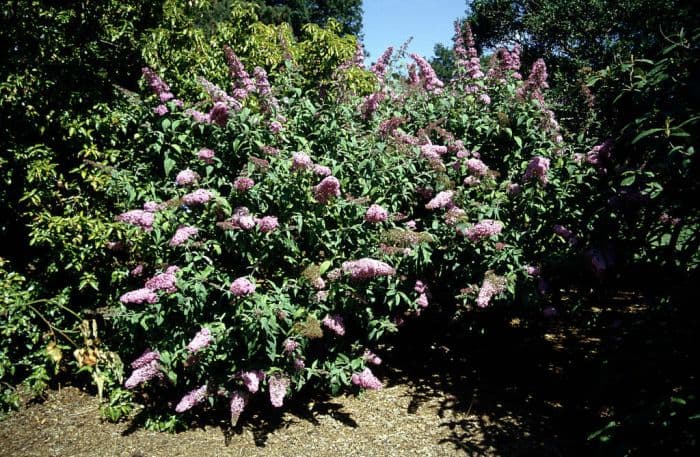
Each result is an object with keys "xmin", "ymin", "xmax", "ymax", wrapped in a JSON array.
[{"xmin": 255, "ymin": 0, "xmax": 363, "ymax": 36}]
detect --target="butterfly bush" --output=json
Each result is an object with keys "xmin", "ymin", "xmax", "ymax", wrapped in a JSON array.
[{"xmin": 106, "ymin": 28, "xmax": 599, "ymax": 428}]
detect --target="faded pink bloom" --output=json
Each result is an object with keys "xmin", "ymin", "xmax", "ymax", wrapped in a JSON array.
[
  {"xmin": 144, "ymin": 268, "xmax": 178, "ymax": 294},
  {"xmin": 143, "ymin": 201, "xmax": 161, "ymax": 212},
  {"xmin": 361, "ymin": 92, "xmax": 385, "ymax": 119},
  {"xmin": 341, "ymin": 258, "xmax": 395, "ymax": 280},
  {"xmin": 208, "ymin": 101, "xmax": 229, "ymax": 126},
  {"xmin": 461, "ymin": 219, "xmax": 504, "ymax": 242},
  {"xmin": 351, "ymin": 368, "xmax": 382, "ymax": 390},
  {"xmin": 241, "ymin": 370, "xmax": 265, "ymax": 394},
  {"xmin": 363, "ymin": 349, "xmax": 382, "ymax": 365},
  {"xmin": 466, "ymin": 158, "xmax": 489, "ymax": 176},
  {"xmin": 269, "ymin": 121, "xmax": 283, "ymax": 133},
  {"xmin": 185, "ymin": 108, "xmax": 211, "ymax": 123},
  {"xmin": 414, "ymin": 280, "xmax": 427, "ymax": 294},
  {"xmin": 181, "ymin": 189, "xmax": 213, "ymax": 206},
  {"xmin": 421, "ymin": 144, "xmax": 448, "ymax": 160},
  {"xmin": 120, "ymin": 288, "xmax": 158, "ymax": 305},
  {"xmin": 153, "ymin": 104, "xmax": 168, "ymax": 116},
  {"xmin": 283, "ymin": 339, "xmax": 299, "ymax": 354},
  {"xmin": 410, "ymin": 53, "xmax": 444, "ymax": 92},
  {"xmin": 230, "ymin": 277, "xmax": 255, "ymax": 297},
  {"xmin": 365, "ymin": 204, "xmax": 389, "ymax": 223},
  {"xmin": 416, "ymin": 293, "xmax": 429, "ymax": 308},
  {"xmin": 197, "ymin": 148, "xmax": 215, "ymax": 164},
  {"xmin": 130, "ymin": 349, "xmax": 160, "ymax": 370},
  {"xmin": 175, "ymin": 385, "xmax": 207, "ymax": 413},
  {"xmin": 425, "ymin": 190, "xmax": 455, "ymax": 210},
  {"xmin": 525, "ymin": 265, "xmax": 541, "ymax": 277},
  {"xmin": 476, "ymin": 276, "xmax": 505, "ymax": 308},
  {"xmin": 479, "ymin": 94, "xmax": 491, "ymax": 104},
  {"xmin": 197, "ymin": 76, "xmax": 240, "ymax": 110},
  {"xmin": 175, "ymin": 169, "xmax": 198, "ymax": 186},
  {"xmin": 268, "ymin": 375, "xmax": 289, "ymax": 408},
  {"xmin": 507, "ymin": 182, "xmax": 522, "ymax": 195},
  {"xmin": 130, "ymin": 264, "xmax": 145, "ymax": 277},
  {"xmin": 292, "ymin": 152, "xmax": 313, "ymax": 171},
  {"xmin": 187, "ymin": 328, "xmax": 213, "ymax": 353},
  {"xmin": 117, "ymin": 209, "xmax": 154, "ymax": 231},
  {"xmin": 313, "ymin": 164, "xmax": 332, "ymax": 176},
  {"xmin": 229, "ymin": 390, "xmax": 249, "ymax": 426},
  {"xmin": 370, "ymin": 47, "xmax": 393, "ymax": 82},
  {"xmin": 255, "ymin": 216, "xmax": 279, "ymax": 233},
  {"xmin": 313, "ymin": 176, "xmax": 341, "ymax": 204},
  {"xmin": 524, "ymin": 156, "xmax": 550, "ymax": 185},
  {"xmin": 169, "ymin": 226, "xmax": 199, "ymax": 246},
  {"xmin": 445, "ymin": 206, "xmax": 466, "ymax": 225},
  {"xmin": 463, "ymin": 176, "xmax": 481, "ymax": 186},
  {"xmin": 322, "ymin": 314, "xmax": 345, "ymax": 336},
  {"xmin": 233, "ymin": 177, "xmax": 255, "ymax": 192},
  {"xmin": 125, "ymin": 359, "xmax": 161, "ymax": 389},
  {"xmin": 293, "ymin": 358, "xmax": 305, "ymax": 370}
]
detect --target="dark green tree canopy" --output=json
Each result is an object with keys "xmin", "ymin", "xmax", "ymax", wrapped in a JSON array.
[{"xmin": 255, "ymin": 0, "xmax": 363, "ymax": 36}]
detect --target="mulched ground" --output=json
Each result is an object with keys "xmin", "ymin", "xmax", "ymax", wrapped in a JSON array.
[{"xmin": 1, "ymin": 292, "xmax": 696, "ymax": 456}]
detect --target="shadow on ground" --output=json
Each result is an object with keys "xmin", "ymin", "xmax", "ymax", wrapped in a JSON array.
[{"xmin": 384, "ymin": 291, "xmax": 699, "ymax": 456}]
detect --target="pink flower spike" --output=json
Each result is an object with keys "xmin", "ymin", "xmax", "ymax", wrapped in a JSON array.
[
  {"xmin": 175, "ymin": 169, "xmax": 198, "ymax": 186},
  {"xmin": 322, "ymin": 314, "xmax": 346, "ymax": 336},
  {"xmin": 197, "ymin": 148, "xmax": 215, "ymax": 164},
  {"xmin": 268, "ymin": 375, "xmax": 289, "ymax": 408},
  {"xmin": 351, "ymin": 368, "xmax": 382, "ymax": 390},
  {"xmin": 119, "ymin": 288, "xmax": 158, "ymax": 305},
  {"xmin": 187, "ymin": 327, "xmax": 213, "ymax": 353},
  {"xmin": 365, "ymin": 204, "xmax": 389, "ymax": 223},
  {"xmin": 175, "ymin": 385, "xmax": 208, "ymax": 413}
]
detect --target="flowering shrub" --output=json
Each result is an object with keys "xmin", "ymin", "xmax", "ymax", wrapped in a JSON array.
[{"xmin": 93, "ymin": 23, "xmax": 604, "ymax": 429}]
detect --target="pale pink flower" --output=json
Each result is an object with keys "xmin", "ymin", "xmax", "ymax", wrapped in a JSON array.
[
  {"xmin": 365, "ymin": 204, "xmax": 388, "ymax": 223},
  {"xmin": 416, "ymin": 293, "xmax": 429, "ymax": 308},
  {"xmin": 187, "ymin": 328, "xmax": 213, "ymax": 353},
  {"xmin": 197, "ymin": 148, "xmax": 215, "ymax": 164},
  {"xmin": 363, "ymin": 349, "xmax": 382, "ymax": 365},
  {"xmin": 255, "ymin": 216, "xmax": 279, "ymax": 233},
  {"xmin": 120, "ymin": 288, "xmax": 158, "ymax": 305},
  {"xmin": 445, "ymin": 206, "xmax": 466, "ymax": 225},
  {"xmin": 229, "ymin": 390, "xmax": 249, "ymax": 426},
  {"xmin": 292, "ymin": 152, "xmax": 313, "ymax": 171},
  {"xmin": 268, "ymin": 375, "xmax": 289, "ymax": 408},
  {"xmin": 524, "ymin": 156, "xmax": 550, "ymax": 185},
  {"xmin": 125, "ymin": 359, "xmax": 161, "ymax": 389},
  {"xmin": 466, "ymin": 158, "xmax": 489, "ymax": 176},
  {"xmin": 169, "ymin": 226, "xmax": 199, "ymax": 246},
  {"xmin": 240, "ymin": 370, "xmax": 265, "ymax": 394},
  {"xmin": 313, "ymin": 164, "xmax": 331, "ymax": 176},
  {"xmin": 351, "ymin": 368, "xmax": 382, "ymax": 390},
  {"xmin": 283, "ymin": 339, "xmax": 299, "ymax": 354},
  {"xmin": 175, "ymin": 169, "xmax": 198, "ymax": 186},
  {"xmin": 341, "ymin": 258, "xmax": 395, "ymax": 280},
  {"xmin": 425, "ymin": 190, "xmax": 455, "ymax": 210},
  {"xmin": 144, "ymin": 267, "xmax": 178, "ymax": 293},
  {"xmin": 313, "ymin": 176, "xmax": 341, "ymax": 204},
  {"xmin": 175, "ymin": 385, "xmax": 207, "ymax": 413},
  {"xmin": 233, "ymin": 177, "xmax": 255, "ymax": 191},
  {"xmin": 414, "ymin": 280, "xmax": 427, "ymax": 294},
  {"xmin": 181, "ymin": 189, "xmax": 213, "ymax": 206},
  {"xmin": 462, "ymin": 219, "xmax": 504, "ymax": 242},
  {"xmin": 322, "ymin": 314, "xmax": 345, "ymax": 336},
  {"xmin": 230, "ymin": 277, "xmax": 255, "ymax": 296},
  {"xmin": 116, "ymin": 209, "xmax": 154, "ymax": 231}
]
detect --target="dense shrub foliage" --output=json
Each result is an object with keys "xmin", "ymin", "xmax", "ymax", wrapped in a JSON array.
[{"xmin": 78, "ymin": 27, "xmax": 607, "ymax": 428}]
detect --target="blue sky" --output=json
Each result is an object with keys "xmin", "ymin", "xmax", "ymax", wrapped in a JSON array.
[{"xmin": 362, "ymin": 0, "xmax": 467, "ymax": 62}]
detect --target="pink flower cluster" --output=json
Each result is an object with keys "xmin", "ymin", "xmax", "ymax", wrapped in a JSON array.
[
  {"xmin": 351, "ymin": 368, "xmax": 382, "ymax": 390},
  {"xmin": 361, "ymin": 92, "xmax": 386, "ymax": 119},
  {"xmin": 197, "ymin": 76, "xmax": 240, "ymax": 108},
  {"xmin": 240, "ymin": 370, "xmax": 265, "ymax": 393},
  {"xmin": 365, "ymin": 204, "xmax": 388, "ymax": 223},
  {"xmin": 187, "ymin": 327, "xmax": 213, "ymax": 353},
  {"xmin": 341, "ymin": 258, "xmax": 396, "ymax": 280},
  {"xmin": 230, "ymin": 277, "xmax": 255, "ymax": 297},
  {"xmin": 209, "ymin": 102, "xmax": 230, "ymax": 126},
  {"xmin": 425, "ymin": 190, "xmax": 455, "ymax": 210},
  {"xmin": 144, "ymin": 266, "xmax": 179, "ymax": 294},
  {"xmin": 169, "ymin": 226, "xmax": 199, "ymax": 246},
  {"xmin": 181, "ymin": 189, "xmax": 213, "ymax": 206},
  {"xmin": 224, "ymin": 46, "xmax": 256, "ymax": 100},
  {"xmin": 256, "ymin": 216, "xmax": 279, "ymax": 233},
  {"xmin": 454, "ymin": 21, "xmax": 483, "ymax": 79},
  {"xmin": 117, "ymin": 209, "xmax": 154, "ymax": 231},
  {"xmin": 125, "ymin": 349, "xmax": 162, "ymax": 389},
  {"xmin": 476, "ymin": 276, "xmax": 505, "ymax": 308},
  {"xmin": 176, "ymin": 169, "xmax": 198, "ymax": 186},
  {"xmin": 421, "ymin": 144, "xmax": 448, "ymax": 161},
  {"xmin": 370, "ymin": 47, "xmax": 393, "ymax": 83},
  {"xmin": 313, "ymin": 164, "xmax": 331, "ymax": 176},
  {"xmin": 233, "ymin": 176, "xmax": 255, "ymax": 191},
  {"xmin": 363, "ymin": 349, "xmax": 382, "ymax": 365},
  {"xmin": 410, "ymin": 53, "xmax": 444, "ymax": 93},
  {"xmin": 462, "ymin": 219, "xmax": 504, "ymax": 242},
  {"xmin": 175, "ymin": 385, "xmax": 208, "ymax": 413},
  {"xmin": 292, "ymin": 152, "xmax": 313, "ymax": 170},
  {"xmin": 313, "ymin": 176, "xmax": 341, "ymax": 204},
  {"xmin": 283, "ymin": 338, "xmax": 299, "ymax": 354},
  {"xmin": 119, "ymin": 288, "xmax": 158, "ymax": 305},
  {"xmin": 197, "ymin": 148, "xmax": 215, "ymax": 164},
  {"xmin": 229, "ymin": 390, "xmax": 249, "ymax": 425},
  {"xmin": 524, "ymin": 156, "xmax": 550, "ymax": 185},
  {"xmin": 466, "ymin": 158, "xmax": 489, "ymax": 176},
  {"xmin": 322, "ymin": 314, "xmax": 346, "ymax": 336},
  {"xmin": 268, "ymin": 375, "xmax": 289, "ymax": 408}
]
